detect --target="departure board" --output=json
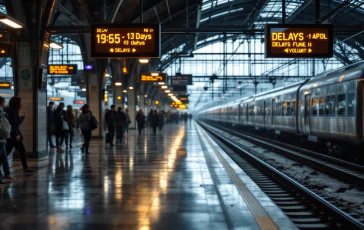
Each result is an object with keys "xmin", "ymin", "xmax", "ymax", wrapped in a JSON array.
[
  {"xmin": 265, "ymin": 24, "xmax": 333, "ymax": 58},
  {"xmin": 91, "ymin": 24, "xmax": 161, "ymax": 58},
  {"xmin": 48, "ymin": 64, "xmax": 78, "ymax": 75},
  {"xmin": 171, "ymin": 75, "xmax": 193, "ymax": 86},
  {"xmin": 139, "ymin": 73, "xmax": 166, "ymax": 83},
  {"xmin": 0, "ymin": 82, "xmax": 11, "ymax": 89}
]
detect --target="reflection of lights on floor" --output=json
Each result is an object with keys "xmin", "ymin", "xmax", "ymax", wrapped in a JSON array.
[{"xmin": 129, "ymin": 158, "xmax": 134, "ymax": 171}]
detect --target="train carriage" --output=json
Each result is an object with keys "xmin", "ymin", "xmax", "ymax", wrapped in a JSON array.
[{"xmin": 198, "ymin": 62, "xmax": 364, "ymax": 148}]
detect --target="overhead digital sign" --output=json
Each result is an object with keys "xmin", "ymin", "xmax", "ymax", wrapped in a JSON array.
[
  {"xmin": 264, "ymin": 24, "xmax": 333, "ymax": 58},
  {"xmin": 171, "ymin": 75, "xmax": 193, "ymax": 86},
  {"xmin": 91, "ymin": 23, "xmax": 161, "ymax": 58},
  {"xmin": 48, "ymin": 64, "xmax": 78, "ymax": 75},
  {"xmin": 139, "ymin": 72, "xmax": 166, "ymax": 83},
  {"xmin": 0, "ymin": 82, "xmax": 11, "ymax": 89},
  {"xmin": 74, "ymin": 100, "xmax": 85, "ymax": 105},
  {"xmin": 48, "ymin": 97, "xmax": 64, "ymax": 101}
]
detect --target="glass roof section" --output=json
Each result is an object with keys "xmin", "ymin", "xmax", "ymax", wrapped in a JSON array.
[{"xmin": 254, "ymin": 0, "xmax": 305, "ymax": 28}]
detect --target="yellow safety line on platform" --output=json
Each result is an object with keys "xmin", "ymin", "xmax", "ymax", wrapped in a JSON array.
[{"xmin": 195, "ymin": 122, "xmax": 279, "ymax": 230}]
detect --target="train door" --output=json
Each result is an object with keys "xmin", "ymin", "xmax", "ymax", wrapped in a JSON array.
[
  {"xmin": 271, "ymin": 99, "xmax": 275, "ymax": 126},
  {"xmin": 304, "ymin": 94, "xmax": 311, "ymax": 133}
]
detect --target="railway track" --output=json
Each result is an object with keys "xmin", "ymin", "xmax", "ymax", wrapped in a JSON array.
[
  {"xmin": 202, "ymin": 120, "xmax": 364, "ymax": 187},
  {"xmin": 197, "ymin": 121, "xmax": 364, "ymax": 229}
]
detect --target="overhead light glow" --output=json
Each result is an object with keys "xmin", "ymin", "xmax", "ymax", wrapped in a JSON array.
[
  {"xmin": 50, "ymin": 41, "xmax": 63, "ymax": 49},
  {"xmin": 105, "ymin": 73, "xmax": 110, "ymax": 77},
  {"xmin": 115, "ymin": 82, "xmax": 122, "ymax": 86},
  {"xmin": 129, "ymin": 86, "xmax": 134, "ymax": 90},
  {"xmin": 0, "ymin": 15, "xmax": 24, "ymax": 29},
  {"xmin": 165, "ymin": 90, "xmax": 170, "ymax": 93},
  {"xmin": 158, "ymin": 82, "xmax": 165, "ymax": 85},
  {"xmin": 144, "ymin": 95, "xmax": 147, "ymax": 97},
  {"xmin": 168, "ymin": 93, "xmax": 173, "ymax": 96},
  {"xmin": 81, "ymin": 88, "xmax": 87, "ymax": 92},
  {"xmin": 151, "ymin": 72, "xmax": 159, "ymax": 76},
  {"xmin": 139, "ymin": 58, "xmax": 149, "ymax": 64},
  {"xmin": 123, "ymin": 90, "xmax": 127, "ymax": 93},
  {"xmin": 161, "ymin": 85, "xmax": 168, "ymax": 89}
]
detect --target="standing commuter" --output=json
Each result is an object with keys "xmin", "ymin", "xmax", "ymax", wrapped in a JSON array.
[
  {"xmin": 135, "ymin": 109, "xmax": 146, "ymax": 136},
  {"xmin": 150, "ymin": 110, "xmax": 159, "ymax": 135},
  {"xmin": 65, "ymin": 105, "xmax": 76, "ymax": 148},
  {"xmin": 158, "ymin": 111, "xmax": 165, "ymax": 133},
  {"xmin": 116, "ymin": 107, "xmax": 126, "ymax": 142},
  {"xmin": 124, "ymin": 109, "xmax": 131, "ymax": 135},
  {"xmin": 47, "ymin": 101, "xmax": 56, "ymax": 149},
  {"xmin": 105, "ymin": 105, "xmax": 116, "ymax": 146},
  {"xmin": 78, "ymin": 104, "xmax": 92, "ymax": 155},
  {"xmin": 5, "ymin": 96, "xmax": 35, "ymax": 173},
  {"xmin": 53, "ymin": 102, "xmax": 68, "ymax": 153},
  {"xmin": 0, "ymin": 96, "xmax": 15, "ymax": 182}
]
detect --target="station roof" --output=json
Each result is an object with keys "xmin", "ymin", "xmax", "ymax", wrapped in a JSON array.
[{"xmin": 3, "ymin": 0, "xmax": 364, "ymax": 68}]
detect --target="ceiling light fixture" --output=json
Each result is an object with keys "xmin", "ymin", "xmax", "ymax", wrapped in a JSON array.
[
  {"xmin": 0, "ymin": 13, "xmax": 24, "ymax": 29},
  {"xmin": 50, "ymin": 41, "xmax": 63, "ymax": 49},
  {"xmin": 139, "ymin": 58, "xmax": 149, "ymax": 64}
]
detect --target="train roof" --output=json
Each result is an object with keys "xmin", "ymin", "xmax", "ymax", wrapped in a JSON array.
[{"xmin": 303, "ymin": 61, "xmax": 364, "ymax": 88}]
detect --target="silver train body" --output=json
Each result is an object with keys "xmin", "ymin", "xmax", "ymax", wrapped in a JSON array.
[{"xmin": 199, "ymin": 63, "xmax": 364, "ymax": 146}]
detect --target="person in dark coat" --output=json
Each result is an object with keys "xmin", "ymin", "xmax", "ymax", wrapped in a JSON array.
[
  {"xmin": 53, "ymin": 102, "xmax": 67, "ymax": 153},
  {"xmin": 116, "ymin": 107, "xmax": 126, "ymax": 142},
  {"xmin": 47, "ymin": 101, "xmax": 56, "ymax": 148},
  {"xmin": 105, "ymin": 105, "xmax": 116, "ymax": 146},
  {"xmin": 135, "ymin": 109, "xmax": 146, "ymax": 136},
  {"xmin": 147, "ymin": 110, "xmax": 153, "ymax": 130},
  {"xmin": 150, "ymin": 110, "xmax": 159, "ymax": 135},
  {"xmin": 5, "ymin": 96, "xmax": 35, "ymax": 173},
  {"xmin": 158, "ymin": 111, "xmax": 165, "ymax": 133}
]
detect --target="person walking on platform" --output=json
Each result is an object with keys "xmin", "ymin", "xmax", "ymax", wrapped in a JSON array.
[
  {"xmin": 150, "ymin": 110, "xmax": 159, "ymax": 135},
  {"xmin": 0, "ymin": 96, "xmax": 16, "ymax": 182},
  {"xmin": 65, "ymin": 105, "xmax": 76, "ymax": 149},
  {"xmin": 147, "ymin": 110, "xmax": 153, "ymax": 130},
  {"xmin": 105, "ymin": 105, "xmax": 116, "ymax": 146},
  {"xmin": 124, "ymin": 109, "xmax": 131, "ymax": 135},
  {"xmin": 136, "ymin": 109, "xmax": 146, "ymax": 136},
  {"xmin": 158, "ymin": 111, "xmax": 165, "ymax": 133},
  {"xmin": 5, "ymin": 96, "xmax": 35, "ymax": 173},
  {"xmin": 78, "ymin": 104, "xmax": 92, "ymax": 155},
  {"xmin": 116, "ymin": 107, "xmax": 126, "ymax": 143},
  {"xmin": 53, "ymin": 102, "xmax": 68, "ymax": 153},
  {"xmin": 47, "ymin": 101, "xmax": 56, "ymax": 149}
]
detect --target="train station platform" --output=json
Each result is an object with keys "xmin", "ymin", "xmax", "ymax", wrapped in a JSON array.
[{"xmin": 0, "ymin": 121, "xmax": 296, "ymax": 230}]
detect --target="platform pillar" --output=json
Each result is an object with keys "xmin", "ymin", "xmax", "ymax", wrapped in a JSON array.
[
  {"xmin": 87, "ymin": 71, "xmax": 104, "ymax": 138},
  {"xmin": 127, "ymin": 86, "xmax": 136, "ymax": 129},
  {"xmin": 110, "ymin": 60, "xmax": 123, "ymax": 109}
]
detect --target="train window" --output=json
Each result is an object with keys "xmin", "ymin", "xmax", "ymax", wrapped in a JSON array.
[
  {"xmin": 276, "ymin": 103, "xmax": 282, "ymax": 116},
  {"xmin": 291, "ymin": 101, "xmax": 296, "ymax": 116},
  {"xmin": 337, "ymin": 94, "xmax": 346, "ymax": 116},
  {"xmin": 319, "ymin": 97, "xmax": 325, "ymax": 116},
  {"xmin": 325, "ymin": 96, "xmax": 335, "ymax": 116},
  {"xmin": 347, "ymin": 93, "xmax": 355, "ymax": 116},
  {"xmin": 282, "ymin": 102, "xmax": 287, "ymax": 116},
  {"xmin": 312, "ymin": 98, "xmax": 319, "ymax": 116},
  {"xmin": 286, "ymin": 102, "xmax": 291, "ymax": 116}
]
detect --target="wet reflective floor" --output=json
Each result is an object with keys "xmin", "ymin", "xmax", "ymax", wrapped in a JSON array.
[{"xmin": 0, "ymin": 122, "xmax": 231, "ymax": 230}]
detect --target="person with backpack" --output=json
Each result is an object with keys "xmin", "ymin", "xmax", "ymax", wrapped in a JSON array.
[
  {"xmin": 0, "ymin": 96, "xmax": 15, "ymax": 183},
  {"xmin": 78, "ymin": 104, "xmax": 94, "ymax": 155},
  {"xmin": 5, "ymin": 96, "xmax": 35, "ymax": 173},
  {"xmin": 53, "ymin": 102, "xmax": 68, "ymax": 153}
]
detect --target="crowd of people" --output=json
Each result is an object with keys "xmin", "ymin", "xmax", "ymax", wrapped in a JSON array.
[{"xmin": 0, "ymin": 95, "xmax": 193, "ymax": 184}]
